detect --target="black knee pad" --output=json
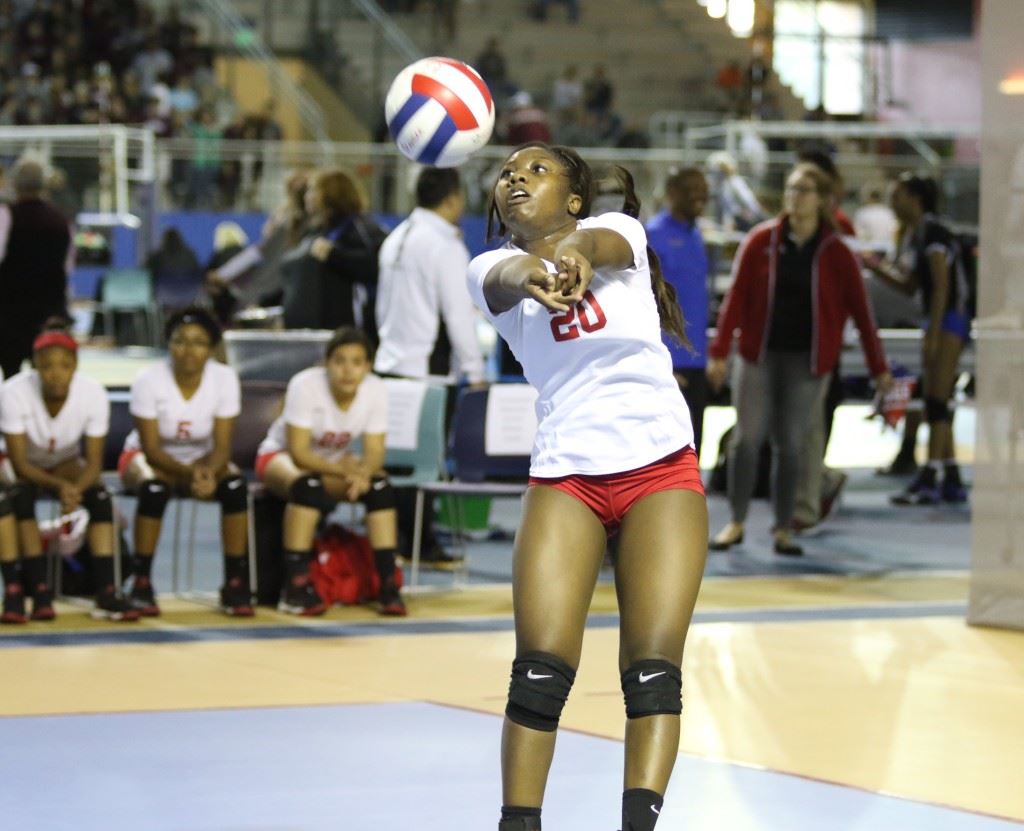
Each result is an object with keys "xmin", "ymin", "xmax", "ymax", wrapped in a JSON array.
[
  {"xmin": 361, "ymin": 476, "xmax": 396, "ymax": 513},
  {"xmin": 506, "ymin": 652, "xmax": 576, "ymax": 732},
  {"xmin": 11, "ymin": 482, "xmax": 37, "ymax": 520},
  {"xmin": 82, "ymin": 485, "xmax": 114, "ymax": 523},
  {"xmin": 924, "ymin": 396, "xmax": 953, "ymax": 424},
  {"xmin": 215, "ymin": 473, "xmax": 248, "ymax": 514},
  {"xmin": 621, "ymin": 659, "xmax": 682, "ymax": 719},
  {"xmin": 288, "ymin": 474, "xmax": 334, "ymax": 515},
  {"xmin": 0, "ymin": 488, "xmax": 11, "ymax": 518},
  {"xmin": 136, "ymin": 479, "xmax": 171, "ymax": 519}
]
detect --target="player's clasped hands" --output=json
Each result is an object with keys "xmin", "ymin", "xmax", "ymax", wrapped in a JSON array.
[
  {"xmin": 522, "ymin": 252, "xmax": 594, "ymax": 312},
  {"xmin": 190, "ymin": 464, "xmax": 217, "ymax": 500}
]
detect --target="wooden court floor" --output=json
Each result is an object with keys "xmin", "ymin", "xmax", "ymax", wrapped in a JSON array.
[{"xmin": 1, "ymin": 572, "xmax": 1022, "ymax": 825}]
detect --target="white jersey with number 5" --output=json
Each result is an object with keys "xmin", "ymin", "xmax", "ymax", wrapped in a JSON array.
[
  {"xmin": 0, "ymin": 370, "xmax": 110, "ymax": 469},
  {"xmin": 467, "ymin": 211, "xmax": 693, "ymax": 477},
  {"xmin": 123, "ymin": 360, "xmax": 241, "ymax": 464}
]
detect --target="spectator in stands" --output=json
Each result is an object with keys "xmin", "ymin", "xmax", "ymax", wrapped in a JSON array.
[
  {"xmin": 865, "ymin": 173, "xmax": 970, "ymax": 505},
  {"xmin": 746, "ymin": 43, "xmax": 770, "ymax": 112},
  {"xmin": 0, "ymin": 158, "xmax": 72, "ymax": 379},
  {"xmin": 146, "ymin": 227, "xmax": 202, "ymax": 312},
  {"xmin": 131, "ymin": 31, "xmax": 173, "ymax": 93},
  {"xmin": 706, "ymin": 151, "xmax": 765, "ymax": 232},
  {"xmin": 1, "ymin": 319, "xmax": 139, "ymax": 623},
  {"xmin": 706, "ymin": 163, "xmax": 891, "ymax": 556},
  {"xmin": 185, "ymin": 105, "xmax": 222, "ymax": 209},
  {"xmin": 475, "ymin": 37, "xmax": 509, "ymax": 96},
  {"xmin": 716, "ymin": 60, "xmax": 744, "ymax": 111},
  {"xmin": 551, "ymin": 64, "xmax": 583, "ymax": 124},
  {"xmin": 374, "ymin": 168, "xmax": 485, "ymax": 570},
  {"xmin": 646, "ymin": 167, "xmax": 711, "ymax": 456},
  {"xmin": 504, "ymin": 91, "xmax": 552, "ymax": 145},
  {"xmin": 530, "ymin": 0, "xmax": 580, "ymax": 23},
  {"xmin": 120, "ymin": 306, "xmax": 252, "ymax": 618},
  {"xmin": 854, "ymin": 179, "xmax": 898, "ymax": 252},
  {"xmin": 278, "ymin": 168, "xmax": 388, "ymax": 336},
  {"xmin": 583, "ymin": 64, "xmax": 613, "ymax": 115},
  {"xmin": 256, "ymin": 327, "xmax": 406, "ymax": 617}
]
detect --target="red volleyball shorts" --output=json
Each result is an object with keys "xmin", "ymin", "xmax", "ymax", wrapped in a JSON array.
[
  {"xmin": 117, "ymin": 449, "xmax": 141, "ymax": 478},
  {"xmin": 254, "ymin": 451, "xmax": 282, "ymax": 481},
  {"xmin": 528, "ymin": 446, "xmax": 705, "ymax": 535}
]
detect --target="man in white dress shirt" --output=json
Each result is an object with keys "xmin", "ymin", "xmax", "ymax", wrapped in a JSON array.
[
  {"xmin": 374, "ymin": 168, "xmax": 486, "ymax": 567},
  {"xmin": 374, "ymin": 167, "xmax": 485, "ymax": 384}
]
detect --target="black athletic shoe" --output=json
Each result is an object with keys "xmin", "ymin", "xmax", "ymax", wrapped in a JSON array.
[
  {"xmin": 891, "ymin": 467, "xmax": 940, "ymax": 506},
  {"xmin": 1, "ymin": 583, "xmax": 27, "ymax": 625},
  {"xmin": 220, "ymin": 577, "xmax": 255, "ymax": 617},
  {"xmin": 378, "ymin": 580, "xmax": 407, "ymax": 617},
  {"xmin": 92, "ymin": 589, "xmax": 142, "ymax": 622},
  {"xmin": 29, "ymin": 584, "xmax": 56, "ymax": 621},
  {"xmin": 129, "ymin": 577, "xmax": 161, "ymax": 616},
  {"xmin": 278, "ymin": 575, "xmax": 327, "ymax": 616}
]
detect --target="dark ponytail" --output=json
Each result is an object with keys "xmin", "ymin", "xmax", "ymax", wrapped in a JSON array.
[
  {"xmin": 596, "ymin": 165, "xmax": 691, "ymax": 348},
  {"xmin": 898, "ymin": 172, "xmax": 939, "ymax": 214}
]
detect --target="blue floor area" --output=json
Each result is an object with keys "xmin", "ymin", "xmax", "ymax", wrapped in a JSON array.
[
  {"xmin": 0, "ymin": 702, "xmax": 1015, "ymax": 831},
  {"xmin": 120, "ymin": 468, "xmax": 972, "ymax": 596}
]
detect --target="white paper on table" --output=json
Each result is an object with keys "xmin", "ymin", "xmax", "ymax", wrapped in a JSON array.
[
  {"xmin": 485, "ymin": 384, "xmax": 539, "ymax": 456},
  {"xmin": 382, "ymin": 378, "xmax": 428, "ymax": 451}
]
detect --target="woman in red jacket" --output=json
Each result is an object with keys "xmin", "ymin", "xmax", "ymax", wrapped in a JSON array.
[{"xmin": 706, "ymin": 163, "xmax": 892, "ymax": 555}]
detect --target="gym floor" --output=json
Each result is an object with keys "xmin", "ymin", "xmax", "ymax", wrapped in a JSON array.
[{"xmin": 1, "ymin": 351, "xmax": 1020, "ymax": 830}]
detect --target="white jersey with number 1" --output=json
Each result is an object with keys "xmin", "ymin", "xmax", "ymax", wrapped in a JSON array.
[
  {"xmin": 0, "ymin": 370, "xmax": 110, "ymax": 469},
  {"xmin": 466, "ymin": 211, "xmax": 693, "ymax": 478},
  {"xmin": 123, "ymin": 360, "xmax": 241, "ymax": 465}
]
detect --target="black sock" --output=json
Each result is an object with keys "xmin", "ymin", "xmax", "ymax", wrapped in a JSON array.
[
  {"xmin": 284, "ymin": 548, "xmax": 310, "ymax": 581},
  {"xmin": 133, "ymin": 554, "xmax": 154, "ymax": 580},
  {"xmin": 499, "ymin": 806, "xmax": 541, "ymax": 830},
  {"xmin": 92, "ymin": 556, "xmax": 116, "ymax": 594},
  {"xmin": 944, "ymin": 462, "xmax": 962, "ymax": 484},
  {"xmin": 373, "ymin": 547, "xmax": 396, "ymax": 582},
  {"xmin": 22, "ymin": 555, "xmax": 47, "ymax": 591},
  {"xmin": 622, "ymin": 788, "xmax": 664, "ymax": 831},
  {"xmin": 223, "ymin": 554, "xmax": 248, "ymax": 583},
  {"xmin": 1, "ymin": 560, "xmax": 21, "ymax": 588}
]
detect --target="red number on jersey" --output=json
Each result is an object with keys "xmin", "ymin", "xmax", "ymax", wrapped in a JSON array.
[
  {"xmin": 549, "ymin": 290, "xmax": 607, "ymax": 342},
  {"xmin": 176, "ymin": 421, "xmax": 192, "ymax": 440}
]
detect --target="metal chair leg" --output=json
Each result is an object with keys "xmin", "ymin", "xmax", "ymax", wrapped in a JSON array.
[
  {"xmin": 171, "ymin": 498, "xmax": 182, "ymax": 594},
  {"xmin": 185, "ymin": 500, "xmax": 198, "ymax": 594},
  {"xmin": 411, "ymin": 488, "xmax": 425, "ymax": 587},
  {"xmin": 245, "ymin": 489, "xmax": 258, "ymax": 597}
]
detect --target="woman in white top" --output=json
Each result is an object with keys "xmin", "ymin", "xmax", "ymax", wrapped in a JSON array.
[
  {"xmin": 468, "ymin": 145, "xmax": 707, "ymax": 831},
  {"xmin": 120, "ymin": 307, "xmax": 251, "ymax": 618},
  {"xmin": 256, "ymin": 327, "xmax": 405, "ymax": 617},
  {"xmin": 0, "ymin": 321, "xmax": 137, "ymax": 623}
]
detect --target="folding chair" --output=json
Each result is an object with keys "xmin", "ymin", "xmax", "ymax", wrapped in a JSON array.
[
  {"xmin": 97, "ymin": 268, "xmax": 159, "ymax": 347},
  {"xmin": 410, "ymin": 385, "xmax": 536, "ymax": 587}
]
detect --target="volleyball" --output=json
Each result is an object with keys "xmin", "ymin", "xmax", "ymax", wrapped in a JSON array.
[{"xmin": 385, "ymin": 57, "xmax": 495, "ymax": 168}]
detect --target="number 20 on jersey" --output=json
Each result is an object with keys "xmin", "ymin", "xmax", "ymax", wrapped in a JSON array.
[{"xmin": 549, "ymin": 290, "xmax": 607, "ymax": 342}]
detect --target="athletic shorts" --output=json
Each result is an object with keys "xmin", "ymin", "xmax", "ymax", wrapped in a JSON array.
[
  {"xmin": 117, "ymin": 449, "xmax": 142, "ymax": 478},
  {"xmin": 528, "ymin": 446, "xmax": 704, "ymax": 535},
  {"xmin": 254, "ymin": 451, "xmax": 282, "ymax": 481},
  {"xmin": 924, "ymin": 310, "xmax": 971, "ymax": 341}
]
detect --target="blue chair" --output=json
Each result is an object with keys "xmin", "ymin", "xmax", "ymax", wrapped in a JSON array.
[
  {"xmin": 381, "ymin": 380, "xmax": 448, "ymax": 488},
  {"xmin": 98, "ymin": 269, "xmax": 158, "ymax": 347},
  {"xmin": 410, "ymin": 386, "xmax": 534, "ymax": 587}
]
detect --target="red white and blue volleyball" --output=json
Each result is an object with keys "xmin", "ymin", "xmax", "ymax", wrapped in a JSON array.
[{"xmin": 385, "ymin": 57, "xmax": 495, "ymax": 168}]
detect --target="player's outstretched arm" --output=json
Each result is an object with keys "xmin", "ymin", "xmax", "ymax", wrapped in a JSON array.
[{"xmin": 482, "ymin": 254, "xmax": 573, "ymax": 314}]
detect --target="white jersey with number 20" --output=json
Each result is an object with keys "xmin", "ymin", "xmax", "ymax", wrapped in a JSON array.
[{"xmin": 467, "ymin": 211, "xmax": 693, "ymax": 478}]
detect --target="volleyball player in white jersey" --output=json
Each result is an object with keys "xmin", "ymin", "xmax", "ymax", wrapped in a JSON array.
[
  {"xmin": 468, "ymin": 145, "xmax": 708, "ymax": 831},
  {"xmin": 0, "ymin": 321, "xmax": 138, "ymax": 623},
  {"xmin": 256, "ymin": 326, "xmax": 406, "ymax": 617},
  {"xmin": 0, "ymin": 366, "xmax": 28, "ymax": 623},
  {"xmin": 120, "ymin": 307, "xmax": 251, "ymax": 617}
]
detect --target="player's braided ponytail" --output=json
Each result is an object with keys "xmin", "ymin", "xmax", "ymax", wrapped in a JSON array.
[{"xmin": 596, "ymin": 165, "xmax": 691, "ymax": 348}]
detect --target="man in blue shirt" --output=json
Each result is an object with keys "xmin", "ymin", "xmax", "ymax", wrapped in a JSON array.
[{"xmin": 646, "ymin": 167, "xmax": 711, "ymax": 455}]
